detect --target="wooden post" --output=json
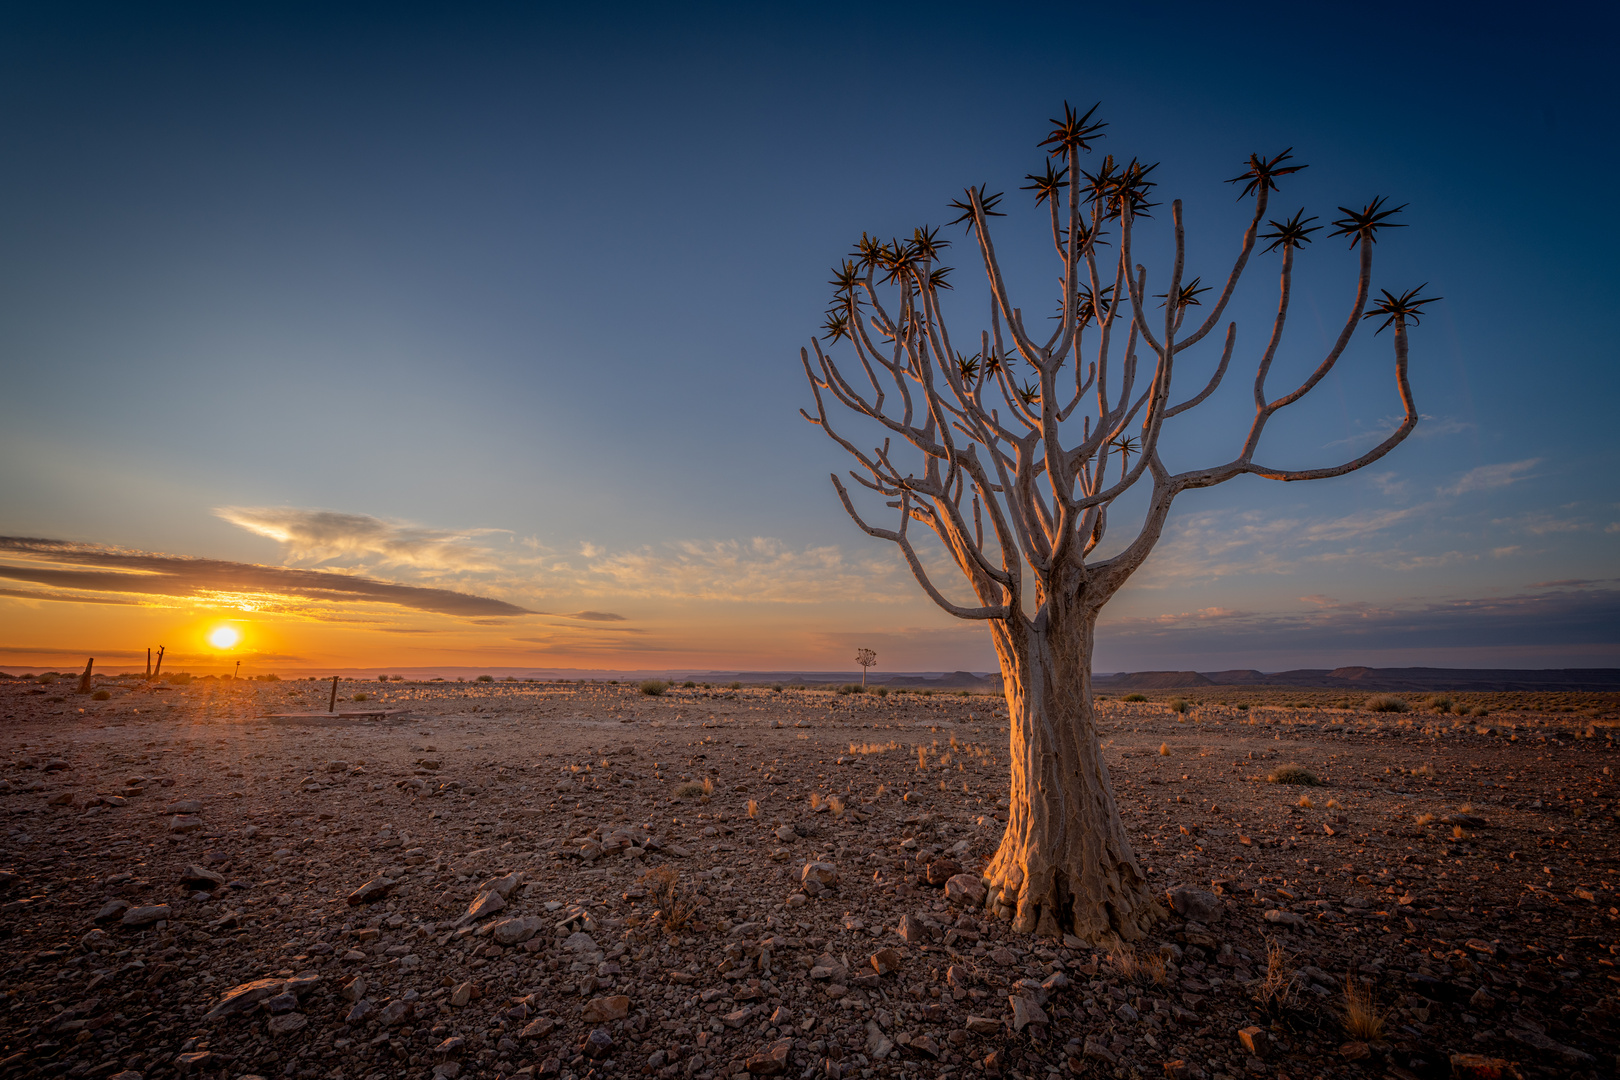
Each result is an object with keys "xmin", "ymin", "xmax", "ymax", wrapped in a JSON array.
[
  {"xmin": 153, "ymin": 647, "xmax": 164, "ymax": 680},
  {"xmin": 145, "ymin": 648, "xmax": 152, "ymax": 680},
  {"xmin": 77, "ymin": 658, "xmax": 94, "ymax": 695},
  {"xmin": 329, "ymin": 675, "xmax": 339, "ymax": 713},
  {"xmin": 234, "ymin": 660, "xmax": 241, "ymax": 681}
]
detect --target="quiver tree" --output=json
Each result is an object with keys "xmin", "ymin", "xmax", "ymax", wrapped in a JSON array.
[
  {"xmin": 799, "ymin": 102, "xmax": 1435, "ymax": 942},
  {"xmin": 856, "ymin": 647, "xmax": 877, "ymax": 686}
]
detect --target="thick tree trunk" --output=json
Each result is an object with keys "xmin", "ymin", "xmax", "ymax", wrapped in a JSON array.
[{"xmin": 980, "ymin": 602, "xmax": 1161, "ymax": 942}]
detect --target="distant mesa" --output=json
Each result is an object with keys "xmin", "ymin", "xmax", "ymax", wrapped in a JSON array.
[{"xmin": 1092, "ymin": 666, "xmax": 1620, "ymax": 693}]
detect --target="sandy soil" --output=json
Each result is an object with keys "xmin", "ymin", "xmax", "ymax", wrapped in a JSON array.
[{"xmin": 1, "ymin": 677, "xmax": 1617, "ymax": 1080}]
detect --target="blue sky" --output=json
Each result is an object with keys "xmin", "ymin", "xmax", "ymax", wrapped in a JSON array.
[{"xmin": 1, "ymin": 1, "xmax": 1617, "ymax": 673}]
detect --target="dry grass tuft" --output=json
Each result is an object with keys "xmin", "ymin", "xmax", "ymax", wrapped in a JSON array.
[
  {"xmin": 917, "ymin": 746, "xmax": 928, "ymax": 770},
  {"xmin": 1267, "ymin": 764, "xmax": 1322, "ymax": 786},
  {"xmin": 1365, "ymin": 695, "xmax": 1409, "ymax": 713},
  {"xmin": 639, "ymin": 679, "xmax": 668, "ymax": 696},
  {"xmin": 809, "ymin": 792, "xmax": 824, "ymax": 811},
  {"xmin": 639, "ymin": 866, "xmax": 697, "ymax": 933},
  {"xmin": 1414, "ymin": 812, "xmax": 1435, "ymax": 826},
  {"xmin": 1253, "ymin": 938, "xmax": 1299, "ymax": 1011},
  {"xmin": 673, "ymin": 777, "xmax": 714, "ymax": 799},
  {"xmin": 828, "ymin": 796, "xmax": 844, "ymax": 817},
  {"xmin": 1342, "ymin": 973, "xmax": 1386, "ymax": 1041},
  {"xmin": 1159, "ymin": 743, "xmax": 1170, "ymax": 756},
  {"xmin": 746, "ymin": 799, "xmax": 759, "ymax": 818},
  {"xmin": 1297, "ymin": 794, "xmax": 1314, "ymax": 808},
  {"xmin": 848, "ymin": 741, "xmax": 901, "ymax": 755}
]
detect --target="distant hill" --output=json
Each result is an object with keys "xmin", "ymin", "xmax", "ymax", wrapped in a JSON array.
[{"xmin": 1093, "ymin": 666, "xmax": 1620, "ymax": 692}]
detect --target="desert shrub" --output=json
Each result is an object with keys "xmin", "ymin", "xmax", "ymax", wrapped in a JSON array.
[
  {"xmin": 682, "ymin": 680, "xmax": 696, "ymax": 688},
  {"xmin": 1267, "ymin": 764, "xmax": 1321, "ymax": 786},
  {"xmin": 91, "ymin": 690, "xmax": 110, "ymax": 701},
  {"xmin": 1169, "ymin": 698, "xmax": 1189, "ymax": 713},
  {"xmin": 920, "ymin": 689, "xmax": 934, "ymax": 697},
  {"xmin": 353, "ymin": 692, "xmax": 369, "ymax": 702},
  {"xmin": 476, "ymin": 675, "xmax": 494, "ymax": 683},
  {"xmin": 1365, "ymin": 695, "xmax": 1409, "ymax": 713},
  {"xmin": 1122, "ymin": 693, "xmax": 1147, "ymax": 703},
  {"xmin": 673, "ymin": 778, "xmax": 714, "ymax": 799},
  {"xmin": 1236, "ymin": 703, "xmax": 1249, "ymax": 711},
  {"xmin": 874, "ymin": 686, "xmax": 889, "ymax": 697},
  {"xmin": 727, "ymin": 681, "xmax": 741, "ymax": 690},
  {"xmin": 772, "ymin": 683, "xmax": 784, "ymax": 692},
  {"xmin": 259, "ymin": 673, "xmax": 281, "ymax": 681},
  {"xmin": 166, "ymin": 673, "xmax": 191, "ymax": 686},
  {"xmin": 639, "ymin": 680, "xmax": 668, "ymax": 697},
  {"xmin": 1424, "ymin": 695, "xmax": 1453, "ymax": 713},
  {"xmin": 838, "ymin": 684, "xmax": 866, "ymax": 695},
  {"xmin": 1469, "ymin": 705, "xmax": 1489, "ymax": 717},
  {"xmin": 378, "ymin": 674, "xmax": 390, "ymax": 682},
  {"xmin": 36, "ymin": 674, "xmax": 56, "ymax": 685}
]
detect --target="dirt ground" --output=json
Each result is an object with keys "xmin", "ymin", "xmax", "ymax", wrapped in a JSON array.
[{"xmin": 2, "ymin": 676, "xmax": 1617, "ymax": 1080}]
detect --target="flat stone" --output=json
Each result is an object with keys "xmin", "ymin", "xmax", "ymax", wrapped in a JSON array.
[
  {"xmin": 1448, "ymin": 1054, "xmax": 1525, "ymax": 1080},
  {"xmin": 458, "ymin": 888, "xmax": 506, "ymax": 924},
  {"xmin": 491, "ymin": 915, "xmax": 545, "ymax": 945},
  {"xmin": 1010, "ymin": 995, "xmax": 1047, "ymax": 1031},
  {"xmin": 864, "ymin": 1020, "xmax": 894, "ymax": 1059},
  {"xmin": 266, "ymin": 1011, "xmax": 308, "ymax": 1035},
  {"xmin": 521, "ymin": 1016, "xmax": 557, "ymax": 1039},
  {"xmin": 94, "ymin": 899, "xmax": 132, "ymax": 922},
  {"xmin": 581, "ymin": 995, "xmax": 630, "ymax": 1022},
  {"xmin": 179, "ymin": 864, "xmax": 225, "ymax": 889},
  {"xmin": 562, "ymin": 931, "xmax": 599, "ymax": 952},
  {"xmin": 345, "ymin": 999, "xmax": 376, "ymax": 1024},
  {"xmin": 204, "ymin": 977, "xmax": 287, "ymax": 1020},
  {"xmin": 479, "ymin": 871, "xmax": 523, "ymax": 899},
  {"xmin": 120, "ymin": 904, "xmax": 171, "ymax": 927},
  {"xmin": 1238, "ymin": 1026, "xmax": 1269, "ymax": 1058},
  {"xmin": 168, "ymin": 815, "xmax": 204, "ymax": 833},
  {"xmin": 870, "ymin": 948, "xmax": 902, "ymax": 976},
  {"xmin": 722, "ymin": 1007, "xmax": 755, "ymax": 1028},
  {"xmin": 1262, "ymin": 909, "xmax": 1305, "ymax": 927},
  {"xmin": 378, "ymin": 998, "xmax": 414, "ymax": 1026},
  {"xmin": 910, "ymin": 1035, "xmax": 941, "ymax": 1059},
  {"xmin": 745, "ymin": 1038, "xmax": 793, "ymax": 1075},
  {"xmin": 964, "ymin": 1015, "xmax": 1001, "ymax": 1034},
  {"xmin": 265, "ymin": 992, "xmax": 299, "ymax": 1015},
  {"xmin": 346, "ymin": 877, "xmax": 395, "ymax": 906},
  {"xmin": 924, "ymin": 859, "xmax": 961, "ymax": 887}
]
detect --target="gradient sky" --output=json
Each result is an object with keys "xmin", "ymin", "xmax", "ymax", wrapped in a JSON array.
[{"xmin": 2, "ymin": 1, "xmax": 1617, "ymax": 675}]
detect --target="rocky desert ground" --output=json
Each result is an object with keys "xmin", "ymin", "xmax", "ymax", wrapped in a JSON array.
[{"xmin": 1, "ymin": 676, "xmax": 1617, "ymax": 1080}]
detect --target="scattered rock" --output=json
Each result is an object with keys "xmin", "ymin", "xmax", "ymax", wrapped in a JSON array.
[
  {"xmin": 581, "ymin": 994, "xmax": 630, "ymax": 1022},
  {"xmin": 1009, "ymin": 996, "xmax": 1047, "ymax": 1032},
  {"xmin": 582, "ymin": 1027, "xmax": 614, "ymax": 1059},
  {"xmin": 1263, "ymin": 909, "xmax": 1305, "ymax": 928},
  {"xmin": 1238, "ymin": 1026, "xmax": 1270, "ymax": 1058},
  {"xmin": 267, "ymin": 1011, "xmax": 308, "ymax": 1035},
  {"xmin": 869, "ymin": 948, "xmax": 902, "ymax": 976},
  {"xmin": 1166, "ymin": 886, "xmax": 1223, "ymax": 923},
  {"xmin": 944, "ymin": 874, "xmax": 986, "ymax": 906},
  {"xmin": 346, "ymin": 877, "xmax": 395, "ymax": 906},
  {"xmin": 964, "ymin": 1015, "xmax": 1001, "ymax": 1034},
  {"xmin": 205, "ymin": 978, "xmax": 286, "ymax": 1020}
]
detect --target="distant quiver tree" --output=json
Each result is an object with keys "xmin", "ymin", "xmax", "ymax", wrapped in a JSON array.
[
  {"xmin": 799, "ymin": 102, "xmax": 1434, "ymax": 941},
  {"xmin": 855, "ymin": 647, "xmax": 877, "ymax": 686}
]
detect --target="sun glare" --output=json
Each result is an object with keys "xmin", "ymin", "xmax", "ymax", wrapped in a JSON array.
[{"xmin": 209, "ymin": 625, "xmax": 241, "ymax": 650}]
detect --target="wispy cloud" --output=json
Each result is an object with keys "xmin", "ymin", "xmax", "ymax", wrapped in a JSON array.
[
  {"xmin": 0, "ymin": 537, "xmax": 532, "ymax": 618},
  {"xmin": 1324, "ymin": 414, "xmax": 1473, "ymax": 451},
  {"xmin": 215, "ymin": 507, "xmax": 503, "ymax": 571},
  {"xmin": 578, "ymin": 537, "xmax": 908, "ymax": 603},
  {"xmin": 1441, "ymin": 458, "xmax": 1540, "ymax": 497}
]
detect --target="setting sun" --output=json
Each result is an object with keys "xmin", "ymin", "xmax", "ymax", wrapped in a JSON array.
[{"xmin": 208, "ymin": 625, "xmax": 241, "ymax": 650}]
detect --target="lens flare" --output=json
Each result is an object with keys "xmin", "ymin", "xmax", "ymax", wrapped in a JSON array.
[{"xmin": 209, "ymin": 625, "xmax": 241, "ymax": 650}]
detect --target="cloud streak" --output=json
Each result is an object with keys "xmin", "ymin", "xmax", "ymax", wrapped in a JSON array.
[
  {"xmin": 0, "ymin": 537, "xmax": 533, "ymax": 618},
  {"xmin": 215, "ymin": 507, "xmax": 503, "ymax": 570}
]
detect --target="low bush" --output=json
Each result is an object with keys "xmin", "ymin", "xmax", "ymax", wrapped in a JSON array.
[
  {"xmin": 682, "ymin": 680, "xmax": 696, "ymax": 688},
  {"xmin": 837, "ymin": 684, "xmax": 865, "ymax": 695},
  {"xmin": 352, "ymin": 692, "xmax": 369, "ymax": 702},
  {"xmin": 1169, "ymin": 698, "xmax": 1189, "ymax": 713},
  {"xmin": 476, "ymin": 675, "xmax": 494, "ymax": 683},
  {"xmin": 1365, "ymin": 695, "xmax": 1409, "ymax": 713},
  {"xmin": 1424, "ymin": 694, "xmax": 1454, "ymax": 713},
  {"xmin": 91, "ymin": 690, "xmax": 110, "ymax": 701},
  {"xmin": 874, "ymin": 686, "xmax": 889, "ymax": 697},
  {"xmin": 639, "ymin": 680, "xmax": 668, "ymax": 697},
  {"xmin": 673, "ymin": 778, "xmax": 715, "ymax": 799},
  {"xmin": 1122, "ymin": 693, "xmax": 1147, "ymax": 703},
  {"xmin": 727, "ymin": 681, "xmax": 741, "ymax": 690},
  {"xmin": 1267, "ymin": 764, "xmax": 1322, "ymax": 786}
]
